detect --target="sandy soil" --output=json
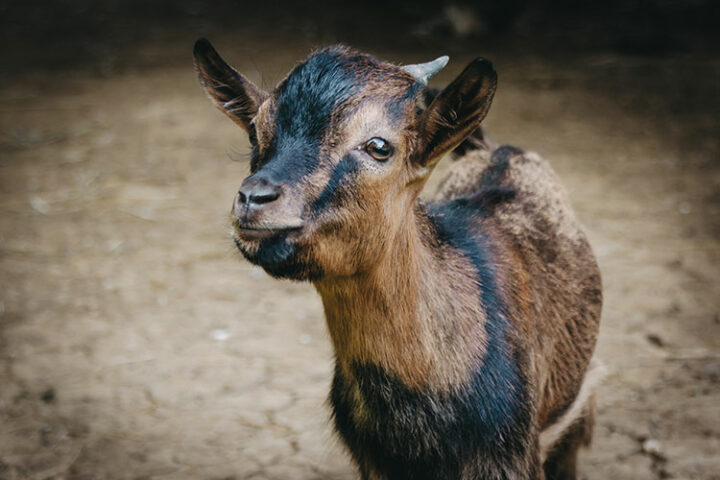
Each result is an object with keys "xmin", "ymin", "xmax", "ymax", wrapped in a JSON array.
[{"xmin": 0, "ymin": 31, "xmax": 719, "ymax": 480}]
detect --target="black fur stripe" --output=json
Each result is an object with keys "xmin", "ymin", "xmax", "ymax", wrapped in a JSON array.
[
  {"xmin": 330, "ymin": 202, "xmax": 532, "ymax": 479},
  {"xmin": 254, "ymin": 48, "xmax": 371, "ymax": 183},
  {"xmin": 310, "ymin": 154, "xmax": 360, "ymax": 213}
]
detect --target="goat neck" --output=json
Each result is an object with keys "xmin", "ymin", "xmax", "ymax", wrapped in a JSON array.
[{"xmin": 314, "ymin": 205, "xmax": 487, "ymax": 392}]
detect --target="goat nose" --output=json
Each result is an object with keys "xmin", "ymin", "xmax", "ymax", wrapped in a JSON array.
[{"xmin": 238, "ymin": 176, "xmax": 282, "ymax": 207}]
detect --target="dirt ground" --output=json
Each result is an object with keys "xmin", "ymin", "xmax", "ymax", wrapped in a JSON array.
[{"xmin": 1, "ymin": 12, "xmax": 719, "ymax": 480}]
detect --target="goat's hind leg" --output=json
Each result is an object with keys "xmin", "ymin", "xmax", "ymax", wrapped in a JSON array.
[
  {"xmin": 541, "ymin": 362, "xmax": 604, "ymax": 480},
  {"xmin": 542, "ymin": 398, "xmax": 595, "ymax": 480},
  {"xmin": 540, "ymin": 359, "xmax": 603, "ymax": 480}
]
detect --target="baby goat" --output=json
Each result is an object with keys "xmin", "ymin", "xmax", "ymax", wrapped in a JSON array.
[{"xmin": 194, "ymin": 39, "xmax": 603, "ymax": 480}]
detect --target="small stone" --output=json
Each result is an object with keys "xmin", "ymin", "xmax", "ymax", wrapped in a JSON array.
[
  {"xmin": 642, "ymin": 439, "xmax": 665, "ymax": 459},
  {"xmin": 28, "ymin": 195, "xmax": 51, "ymax": 214},
  {"xmin": 298, "ymin": 334, "xmax": 312, "ymax": 345},
  {"xmin": 211, "ymin": 329, "xmax": 230, "ymax": 341}
]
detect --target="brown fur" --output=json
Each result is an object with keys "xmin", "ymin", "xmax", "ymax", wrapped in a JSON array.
[
  {"xmin": 436, "ymin": 149, "xmax": 602, "ymax": 428},
  {"xmin": 194, "ymin": 41, "xmax": 602, "ymax": 479},
  {"xmin": 315, "ymin": 214, "xmax": 488, "ymax": 391}
]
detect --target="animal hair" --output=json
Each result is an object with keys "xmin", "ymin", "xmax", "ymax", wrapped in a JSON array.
[{"xmin": 194, "ymin": 40, "xmax": 603, "ymax": 480}]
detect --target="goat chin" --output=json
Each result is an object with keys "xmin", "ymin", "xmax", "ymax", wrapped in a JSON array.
[{"xmin": 539, "ymin": 358, "xmax": 606, "ymax": 461}]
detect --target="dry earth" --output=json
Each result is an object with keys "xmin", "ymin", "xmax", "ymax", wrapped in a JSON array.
[{"xmin": 0, "ymin": 33, "xmax": 719, "ymax": 480}]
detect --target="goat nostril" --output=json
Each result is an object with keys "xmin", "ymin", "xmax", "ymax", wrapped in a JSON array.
[
  {"xmin": 249, "ymin": 190, "xmax": 280, "ymax": 205},
  {"xmin": 238, "ymin": 177, "xmax": 282, "ymax": 207}
]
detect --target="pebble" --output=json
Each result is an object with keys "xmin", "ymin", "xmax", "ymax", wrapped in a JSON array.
[
  {"xmin": 211, "ymin": 329, "xmax": 230, "ymax": 341},
  {"xmin": 642, "ymin": 439, "xmax": 666, "ymax": 459},
  {"xmin": 28, "ymin": 195, "xmax": 51, "ymax": 215}
]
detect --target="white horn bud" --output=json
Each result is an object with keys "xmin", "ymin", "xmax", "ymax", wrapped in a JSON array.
[{"xmin": 402, "ymin": 56, "xmax": 450, "ymax": 85}]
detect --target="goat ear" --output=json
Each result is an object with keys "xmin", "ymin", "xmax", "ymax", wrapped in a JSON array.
[
  {"xmin": 193, "ymin": 38, "xmax": 269, "ymax": 132},
  {"xmin": 415, "ymin": 58, "xmax": 497, "ymax": 166}
]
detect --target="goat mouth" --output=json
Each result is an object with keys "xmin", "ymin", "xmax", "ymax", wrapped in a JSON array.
[{"xmin": 235, "ymin": 223, "xmax": 303, "ymax": 241}]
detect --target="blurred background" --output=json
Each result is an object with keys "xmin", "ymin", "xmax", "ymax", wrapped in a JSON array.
[{"xmin": 0, "ymin": 1, "xmax": 719, "ymax": 479}]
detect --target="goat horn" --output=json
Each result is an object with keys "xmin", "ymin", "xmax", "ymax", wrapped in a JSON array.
[{"xmin": 401, "ymin": 56, "xmax": 450, "ymax": 85}]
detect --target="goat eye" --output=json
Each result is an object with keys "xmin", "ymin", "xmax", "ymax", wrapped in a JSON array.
[{"xmin": 364, "ymin": 137, "xmax": 393, "ymax": 161}]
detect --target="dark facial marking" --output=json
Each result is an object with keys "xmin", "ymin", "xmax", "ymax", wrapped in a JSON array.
[
  {"xmin": 310, "ymin": 153, "xmax": 361, "ymax": 214},
  {"xmin": 252, "ymin": 48, "xmax": 376, "ymax": 184},
  {"xmin": 252, "ymin": 135, "xmax": 319, "ymax": 185},
  {"xmin": 275, "ymin": 48, "xmax": 371, "ymax": 141}
]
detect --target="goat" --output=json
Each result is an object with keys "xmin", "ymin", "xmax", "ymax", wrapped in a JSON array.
[{"xmin": 194, "ymin": 38, "xmax": 603, "ymax": 480}]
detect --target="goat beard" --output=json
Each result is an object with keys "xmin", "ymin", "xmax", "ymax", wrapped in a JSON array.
[{"xmin": 233, "ymin": 234, "xmax": 322, "ymax": 281}]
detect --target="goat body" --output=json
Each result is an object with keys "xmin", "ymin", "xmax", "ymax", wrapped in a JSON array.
[{"xmin": 194, "ymin": 39, "xmax": 602, "ymax": 480}]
